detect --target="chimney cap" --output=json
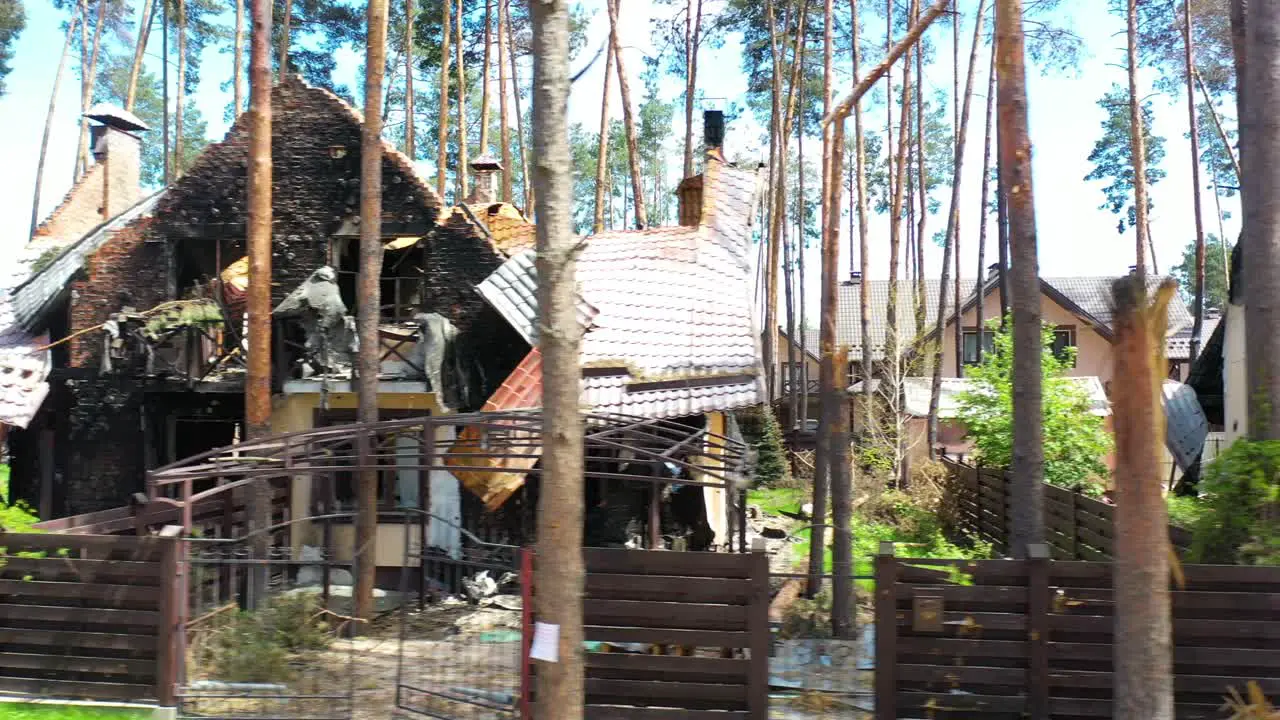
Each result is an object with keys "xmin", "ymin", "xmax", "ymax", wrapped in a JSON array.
[
  {"xmin": 86, "ymin": 103, "xmax": 149, "ymax": 132},
  {"xmin": 470, "ymin": 153, "xmax": 503, "ymax": 171},
  {"xmin": 703, "ymin": 109, "xmax": 725, "ymax": 149}
]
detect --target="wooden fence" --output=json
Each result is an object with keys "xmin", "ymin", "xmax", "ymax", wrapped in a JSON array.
[
  {"xmin": 32, "ymin": 481, "xmax": 290, "ymax": 538},
  {"xmin": 524, "ymin": 544, "xmax": 771, "ymax": 719},
  {"xmin": 0, "ymin": 531, "xmax": 181, "ymax": 704},
  {"xmin": 875, "ymin": 543, "xmax": 1280, "ymax": 719},
  {"xmin": 944, "ymin": 458, "xmax": 1194, "ymax": 559}
]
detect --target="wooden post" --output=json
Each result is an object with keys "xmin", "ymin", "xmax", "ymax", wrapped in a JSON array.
[
  {"xmin": 874, "ymin": 542, "xmax": 897, "ymax": 720},
  {"xmin": 747, "ymin": 538, "xmax": 770, "ymax": 719},
  {"xmin": 156, "ymin": 526, "xmax": 184, "ymax": 706},
  {"xmin": 519, "ymin": 546, "xmax": 535, "ymax": 719},
  {"xmin": 1027, "ymin": 543, "xmax": 1050, "ymax": 720},
  {"xmin": 1069, "ymin": 486, "xmax": 1082, "ymax": 561},
  {"xmin": 418, "ymin": 422, "xmax": 432, "ymax": 607}
]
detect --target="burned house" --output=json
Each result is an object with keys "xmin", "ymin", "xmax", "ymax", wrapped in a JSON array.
[
  {"xmin": 1, "ymin": 76, "xmax": 529, "ymax": 518},
  {"xmin": 447, "ymin": 115, "xmax": 767, "ymax": 550}
]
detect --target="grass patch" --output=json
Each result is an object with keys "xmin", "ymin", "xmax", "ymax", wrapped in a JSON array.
[
  {"xmin": 747, "ymin": 486, "xmax": 806, "ymax": 516},
  {"xmin": 0, "ymin": 704, "xmax": 151, "ymax": 720}
]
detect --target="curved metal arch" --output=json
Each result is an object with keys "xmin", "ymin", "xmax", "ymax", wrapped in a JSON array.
[{"xmin": 147, "ymin": 409, "xmax": 749, "ymax": 518}]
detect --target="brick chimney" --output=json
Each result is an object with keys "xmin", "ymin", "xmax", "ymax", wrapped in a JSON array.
[
  {"xmin": 675, "ymin": 110, "xmax": 726, "ymax": 227},
  {"xmin": 86, "ymin": 104, "xmax": 147, "ymax": 220},
  {"xmin": 468, "ymin": 153, "xmax": 502, "ymax": 204}
]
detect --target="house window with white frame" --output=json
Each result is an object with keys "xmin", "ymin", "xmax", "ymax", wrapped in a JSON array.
[
  {"xmin": 1052, "ymin": 326, "xmax": 1077, "ymax": 367},
  {"xmin": 962, "ymin": 329, "xmax": 996, "ymax": 365}
]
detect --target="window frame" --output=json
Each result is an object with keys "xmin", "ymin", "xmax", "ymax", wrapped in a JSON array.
[{"xmin": 1052, "ymin": 325, "xmax": 1078, "ymax": 368}]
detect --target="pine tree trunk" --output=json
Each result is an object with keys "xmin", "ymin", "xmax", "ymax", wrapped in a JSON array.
[
  {"xmin": 508, "ymin": 13, "xmax": 532, "ymax": 212},
  {"xmin": 1127, "ymin": 0, "xmax": 1151, "ymax": 278},
  {"xmin": 607, "ymin": 0, "xmax": 647, "ymax": 229},
  {"xmin": 1111, "ymin": 278, "xmax": 1176, "ymax": 719},
  {"xmin": 682, "ymin": 0, "xmax": 703, "ymax": 179},
  {"xmin": 125, "ymin": 0, "xmax": 157, "ymax": 112},
  {"xmin": 437, "ymin": 0, "xmax": 451, "ymax": 198},
  {"xmin": 279, "ymin": 0, "xmax": 292, "ymax": 78},
  {"xmin": 455, "ymin": 0, "xmax": 469, "ymax": 200},
  {"xmin": 405, "ymin": 0, "xmax": 416, "ymax": 158},
  {"xmin": 31, "ymin": 8, "xmax": 80, "ymax": 241},
  {"xmin": 245, "ymin": 0, "xmax": 274, "ymax": 609},
  {"xmin": 763, "ymin": 0, "xmax": 785, "ymax": 404},
  {"xmin": 232, "ymin": 0, "xmax": 244, "ymax": 116},
  {"xmin": 498, "ymin": 0, "xmax": 512, "ymax": 202},
  {"xmin": 997, "ymin": 0, "xmax": 1044, "ymax": 555},
  {"xmin": 479, "ymin": 0, "xmax": 491, "ymax": 153},
  {"xmin": 928, "ymin": 0, "xmax": 987, "ymax": 457},
  {"xmin": 821, "ymin": 0, "xmax": 854, "ymax": 640},
  {"xmin": 74, "ymin": 0, "xmax": 87, "ymax": 180},
  {"xmin": 175, "ymin": 0, "xmax": 186, "ymax": 175},
  {"xmin": 887, "ymin": 0, "xmax": 916, "ymax": 384},
  {"xmin": 593, "ymin": 41, "xmax": 613, "ymax": 233},
  {"xmin": 853, "ymin": 0, "xmax": 873, "ymax": 432},
  {"xmin": 913, "ymin": 2, "xmax": 927, "ymax": 338},
  {"xmin": 789, "ymin": 83, "xmax": 804, "ymax": 431},
  {"xmin": 76, "ymin": 0, "xmax": 106, "ymax": 180},
  {"xmin": 1241, "ymin": 0, "xmax": 1280, "ymax": 440},
  {"xmin": 356, "ymin": 0, "xmax": 390, "ymax": 628},
  {"xmin": 974, "ymin": 43, "xmax": 996, "ymax": 366},
  {"xmin": 1184, "ymin": 0, "xmax": 1207, "ymax": 360},
  {"xmin": 529, "ymin": 0, "xmax": 585, "ymax": 715}
]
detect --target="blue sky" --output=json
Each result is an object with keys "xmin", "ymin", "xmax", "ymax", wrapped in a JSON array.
[{"xmin": 0, "ymin": 0, "xmax": 1238, "ymax": 302}]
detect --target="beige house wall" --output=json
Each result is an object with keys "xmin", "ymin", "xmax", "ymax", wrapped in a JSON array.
[{"xmin": 938, "ymin": 289, "xmax": 1116, "ymax": 386}]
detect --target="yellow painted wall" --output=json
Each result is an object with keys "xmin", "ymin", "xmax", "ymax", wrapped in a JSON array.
[
  {"xmin": 699, "ymin": 411, "xmax": 732, "ymax": 548},
  {"xmin": 274, "ymin": 391, "xmax": 445, "ymax": 566},
  {"xmin": 939, "ymin": 289, "xmax": 1116, "ymax": 386}
]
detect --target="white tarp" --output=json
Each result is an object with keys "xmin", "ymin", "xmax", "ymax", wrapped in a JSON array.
[{"xmin": 1164, "ymin": 379, "xmax": 1208, "ymax": 471}]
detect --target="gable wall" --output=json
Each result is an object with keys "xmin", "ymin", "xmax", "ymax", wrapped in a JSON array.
[{"xmin": 939, "ymin": 286, "xmax": 1116, "ymax": 386}]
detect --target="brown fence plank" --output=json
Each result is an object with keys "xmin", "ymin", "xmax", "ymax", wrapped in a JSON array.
[
  {"xmin": 898, "ymin": 691, "xmax": 1026, "ymax": 714},
  {"xmin": 584, "ymin": 678, "xmax": 747, "ymax": 708},
  {"xmin": 584, "ymin": 575, "xmax": 752, "ymax": 605},
  {"xmin": 895, "ymin": 611, "xmax": 1028, "ymax": 632},
  {"xmin": 898, "ymin": 663, "xmax": 1024, "ymax": 685},
  {"xmin": 585, "ymin": 653, "xmax": 748, "ymax": 681},
  {"xmin": 583, "ymin": 626, "xmax": 749, "ymax": 648},
  {"xmin": 0, "ymin": 629, "xmax": 157, "ymax": 653},
  {"xmin": 1028, "ymin": 545, "xmax": 1050, "ymax": 720},
  {"xmin": 0, "ymin": 557, "xmax": 162, "ymax": 584},
  {"xmin": 584, "ymin": 600, "xmax": 748, "ymax": 632},
  {"xmin": 0, "ymin": 652, "xmax": 155, "ymax": 677},
  {"xmin": 1049, "ymin": 614, "xmax": 1280, "ymax": 641},
  {"xmin": 874, "ymin": 548, "xmax": 897, "ymax": 720},
  {"xmin": 584, "ymin": 707, "xmax": 749, "ymax": 720},
  {"xmin": 1047, "ymin": 669, "xmax": 1280, "ymax": 695},
  {"xmin": 0, "ymin": 533, "xmax": 165, "ymax": 557},
  {"xmin": 896, "ymin": 637, "xmax": 1029, "ymax": 660},
  {"xmin": 0, "ymin": 603, "xmax": 159, "ymax": 628},
  {"xmin": 894, "ymin": 585, "xmax": 1027, "ymax": 605},
  {"xmin": 584, "ymin": 549, "xmax": 752, "ymax": 579},
  {"xmin": 1048, "ymin": 697, "xmax": 1224, "ymax": 719},
  {"xmin": 0, "ymin": 676, "xmax": 155, "ymax": 701},
  {"xmin": 0, "ymin": 579, "xmax": 160, "ymax": 608}
]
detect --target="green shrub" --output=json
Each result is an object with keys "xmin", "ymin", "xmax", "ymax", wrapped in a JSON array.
[
  {"xmin": 199, "ymin": 593, "xmax": 332, "ymax": 683},
  {"xmin": 956, "ymin": 319, "xmax": 1111, "ymax": 494},
  {"xmin": 1, "ymin": 466, "xmax": 40, "ymax": 533},
  {"xmin": 1192, "ymin": 439, "xmax": 1280, "ymax": 565},
  {"xmin": 737, "ymin": 406, "xmax": 791, "ymax": 487}
]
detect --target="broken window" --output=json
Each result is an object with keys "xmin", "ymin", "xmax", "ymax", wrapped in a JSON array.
[{"xmin": 330, "ymin": 236, "xmax": 427, "ymax": 324}]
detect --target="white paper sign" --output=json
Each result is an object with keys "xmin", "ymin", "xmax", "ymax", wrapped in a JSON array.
[{"xmin": 529, "ymin": 622, "xmax": 560, "ymax": 663}]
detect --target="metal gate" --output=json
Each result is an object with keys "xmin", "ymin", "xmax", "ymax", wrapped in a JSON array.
[{"xmin": 394, "ymin": 516, "xmax": 526, "ymax": 719}]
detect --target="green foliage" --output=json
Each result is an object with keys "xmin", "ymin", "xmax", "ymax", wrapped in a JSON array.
[
  {"xmin": 1166, "ymin": 494, "xmax": 1206, "ymax": 530},
  {"xmin": 198, "ymin": 593, "xmax": 332, "ymax": 683},
  {"xmin": 1172, "ymin": 234, "xmax": 1233, "ymax": 312},
  {"xmin": 956, "ymin": 319, "xmax": 1112, "ymax": 493},
  {"xmin": 737, "ymin": 405, "xmax": 791, "ymax": 487},
  {"xmin": 1084, "ymin": 84, "xmax": 1167, "ymax": 234},
  {"xmin": 1191, "ymin": 439, "xmax": 1280, "ymax": 565},
  {"xmin": 747, "ymin": 486, "xmax": 806, "ymax": 516},
  {"xmin": 1, "ymin": 465, "xmax": 40, "ymax": 533},
  {"xmin": 0, "ymin": 0, "xmax": 24, "ymax": 96},
  {"xmin": 2, "ymin": 705, "xmax": 149, "ymax": 720}
]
